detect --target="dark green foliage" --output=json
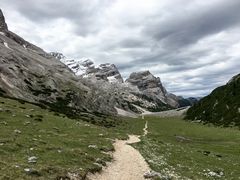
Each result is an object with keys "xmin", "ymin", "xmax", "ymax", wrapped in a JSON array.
[{"xmin": 185, "ymin": 74, "xmax": 240, "ymax": 127}]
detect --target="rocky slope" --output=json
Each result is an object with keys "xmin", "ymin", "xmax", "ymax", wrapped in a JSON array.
[
  {"xmin": 0, "ymin": 9, "xmax": 118, "ymax": 124},
  {"xmin": 126, "ymin": 71, "xmax": 179, "ymax": 108},
  {"xmin": 0, "ymin": 9, "xmax": 195, "ymax": 118},
  {"xmin": 185, "ymin": 73, "xmax": 240, "ymax": 127},
  {"xmin": 51, "ymin": 53, "xmax": 182, "ymax": 112},
  {"xmin": 51, "ymin": 52, "xmax": 123, "ymax": 83}
]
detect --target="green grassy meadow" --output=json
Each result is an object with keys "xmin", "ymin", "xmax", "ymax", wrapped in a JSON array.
[
  {"xmin": 0, "ymin": 96, "xmax": 144, "ymax": 179},
  {"xmin": 0, "ymin": 96, "xmax": 239, "ymax": 179},
  {"xmin": 134, "ymin": 116, "xmax": 240, "ymax": 179}
]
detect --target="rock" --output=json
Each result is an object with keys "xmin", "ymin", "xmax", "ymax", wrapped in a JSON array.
[
  {"xmin": 14, "ymin": 129, "xmax": 21, "ymax": 134},
  {"xmin": 24, "ymin": 168, "xmax": 41, "ymax": 176},
  {"xmin": 0, "ymin": 9, "xmax": 8, "ymax": 32},
  {"xmin": 126, "ymin": 71, "xmax": 179, "ymax": 108},
  {"xmin": 24, "ymin": 121, "xmax": 31, "ymax": 126},
  {"xmin": 0, "ymin": 121, "xmax": 7, "ymax": 125},
  {"xmin": 28, "ymin": 156, "xmax": 37, "ymax": 163},
  {"xmin": 143, "ymin": 170, "xmax": 161, "ymax": 178},
  {"xmin": 52, "ymin": 53, "xmax": 124, "ymax": 83},
  {"xmin": 88, "ymin": 145, "xmax": 97, "ymax": 149}
]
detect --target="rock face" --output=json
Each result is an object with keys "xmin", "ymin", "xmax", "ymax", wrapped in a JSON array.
[
  {"xmin": 126, "ymin": 71, "xmax": 179, "ymax": 108},
  {"xmin": 0, "ymin": 9, "xmax": 117, "ymax": 120},
  {"xmin": 185, "ymin": 73, "xmax": 240, "ymax": 127},
  {"xmin": 56, "ymin": 54, "xmax": 184, "ymax": 112},
  {"xmin": 51, "ymin": 52, "xmax": 123, "ymax": 83},
  {"xmin": 0, "ymin": 10, "xmax": 8, "ymax": 31}
]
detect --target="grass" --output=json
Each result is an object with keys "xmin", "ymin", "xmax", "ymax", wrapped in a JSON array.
[
  {"xmin": 1, "ymin": 95, "xmax": 240, "ymax": 179},
  {"xmin": 186, "ymin": 74, "xmax": 240, "ymax": 127},
  {"xmin": 134, "ymin": 116, "xmax": 240, "ymax": 179},
  {"xmin": 0, "ymin": 96, "xmax": 144, "ymax": 179}
]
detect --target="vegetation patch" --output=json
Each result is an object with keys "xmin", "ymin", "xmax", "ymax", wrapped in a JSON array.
[
  {"xmin": 134, "ymin": 116, "xmax": 240, "ymax": 179},
  {"xmin": 185, "ymin": 74, "xmax": 240, "ymax": 127},
  {"xmin": 0, "ymin": 96, "xmax": 144, "ymax": 179}
]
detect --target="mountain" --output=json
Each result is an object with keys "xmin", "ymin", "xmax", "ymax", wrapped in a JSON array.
[
  {"xmin": 51, "ymin": 52, "xmax": 123, "ymax": 83},
  {"xmin": 185, "ymin": 73, "xmax": 240, "ymax": 127},
  {"xmin": 126, "ymin": 71, "xmax": 179, "ymax": 108},
  {"xmin": 178, "ymin": 97, "xmax": 200, "ymax": 107},
  {"xmin": 0, "ymin": 9, "xmax": 194, "ymax": 120},
  {"xmin": 0, "ymin": 9, "xmax": 118, "ymax": 126},
  {"xmin": 55, "ymin": 54, "xmax": 181, "ymax": 113}
]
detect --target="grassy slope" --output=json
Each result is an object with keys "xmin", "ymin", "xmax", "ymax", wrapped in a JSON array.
[
  {"xmin": 0, "ymin": 96, "xmax": 144, "ymax": 179},
  {"xmin": 185, "ymin": 75, "xmax": 240, "ymax": 127},
  {"xmin": 134, "ymin": 116, "xmax": 240, "ymax": 179}
]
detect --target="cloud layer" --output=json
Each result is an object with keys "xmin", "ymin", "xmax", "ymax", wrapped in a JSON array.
[{"xmin": 1, "ymin": 0, "xmax": 240, "ymax": 97}]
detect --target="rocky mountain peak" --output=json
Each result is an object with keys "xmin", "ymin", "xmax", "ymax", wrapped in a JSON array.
[
  {"xmin": 51, "ymin": 52, "xmax": 124, "ymax": 83},
  {"xmin": 126, "ymin": 71, "xmax": 179, "ymax": 107},
  {"xmin": 126, "ymin": 71, "xmax": 165, "ymax": 92},
  {"xmin": 50, "ymin": 52, "xmax": 65, "ymax": 60},
  {"xmin": 81, "ymin": 59, "xmax": 94, "ymax": 68},
  {"xmin": 96, "ymin": 63, "xmax": 124, "ymax": 83},
  {"xmin": 0, "ymin": 9, "xmax": 8, "ymax": 32}
]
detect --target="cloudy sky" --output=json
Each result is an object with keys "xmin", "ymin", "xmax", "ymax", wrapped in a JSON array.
[{"xmin": 1, "ymin": 0, "xmax": 240, "ymax": 97}]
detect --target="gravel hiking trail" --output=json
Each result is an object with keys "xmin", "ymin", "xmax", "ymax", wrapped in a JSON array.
[
  {"xmin": 87, "ymin": 121, "xmax": 150, "ymax": 180},
  {"xmin": 143, "ymin": 121, "xmax": 148, "ymax": 136}
]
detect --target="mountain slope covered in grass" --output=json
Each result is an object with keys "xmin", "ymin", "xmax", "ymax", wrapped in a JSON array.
[{"xmin": 185, "ymin": 73, "xmax": 240, "ymax": 127}]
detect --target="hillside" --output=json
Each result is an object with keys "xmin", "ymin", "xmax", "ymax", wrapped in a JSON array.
[
  {"xmin": 185, "ymin": 73, "xmax": 240, "ymax": 127},
  {"xmin": 0, "ymin": 9, "xmax": 120, "ymax": 124}
]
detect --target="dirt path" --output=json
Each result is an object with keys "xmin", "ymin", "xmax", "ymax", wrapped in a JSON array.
[
  {"xmin": 143, "ymin": 121, "xmax": 148, "ymax": 136},
  {"xmin": 87, "ymin": 122, "xmax": 150, "ymax": 180}
]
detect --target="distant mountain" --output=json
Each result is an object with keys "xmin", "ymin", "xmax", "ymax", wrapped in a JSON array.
[
  {"xmin": 54, "ymin": 54, "xmax": 182, "ymax": 113},
  {"xmin": 126, "ymin": 71, "xmax": 179, "ymax": 109},
  {"xmin": 178, "ymin": 97, "xmax": 200, "ymax": 107},
  {"xmin": 51, "ymin": 52, "xmax": 124, "ymax": 83},
  {"xmin": 185, "ymin": 73, "xmax": 240, "ymax": 127}
]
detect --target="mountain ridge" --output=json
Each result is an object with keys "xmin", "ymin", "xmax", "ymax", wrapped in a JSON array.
[
  {"xmin": 185, "ymin": 73, "xmax": 240, "ymax": 127},
  {"xmin": 0, "ymin": 9, "xmax": 197, "ymax": 121}
]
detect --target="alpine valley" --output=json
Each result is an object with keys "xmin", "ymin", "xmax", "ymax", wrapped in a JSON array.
[{"xmin": 0, "ymin": 7, "xmax": 240, "ymax": 180}]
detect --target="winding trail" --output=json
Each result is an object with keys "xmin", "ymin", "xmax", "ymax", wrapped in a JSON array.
[
  {"xmin": 87, "ymin": 121, "xmax": 150, "ymax": 180},
  {"xmin": 143, "ymin": 121, "xmax": 148, "ymax": 136}
]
